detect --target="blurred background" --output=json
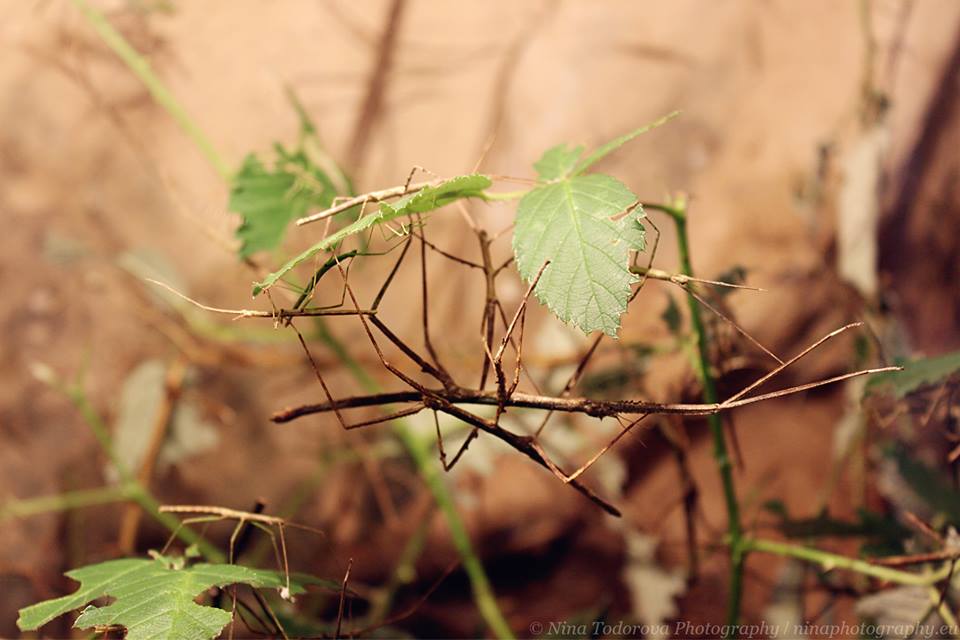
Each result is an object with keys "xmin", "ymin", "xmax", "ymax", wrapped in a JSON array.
[{"xmin": 3, "ymin": 1, "xmax": 960, "ymax": 637}]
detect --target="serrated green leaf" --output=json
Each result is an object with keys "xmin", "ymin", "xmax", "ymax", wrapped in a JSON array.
[
  {"xmin": 533, "ymin": 144, "xmax": 584, "ymax": 181},
  {"xmin": 230, "ymin": 149, "xmax": 337, "ymax": 259},
  {"xmin": 513, "ymin": 174, "xmax": 640, "ymax": 336},
  {"xmin": 866, "ymin": 350, "xmax": 960, "ymax": 398},
  {"xmin": 18, "ymin": 556, "xmax": 304, "ymax": 640},
  {"xmin": 252, "ymin": 174, "xmax": 491, "ymax": 296},
  {"xmin": 572, "ymin": 111, "xmax": 679, "ymax": 176}
]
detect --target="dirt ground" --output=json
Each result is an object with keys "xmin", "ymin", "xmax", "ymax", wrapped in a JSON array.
[{"xmin": 3, "ymin": 1, "xmax": 960, "ymax": 637}]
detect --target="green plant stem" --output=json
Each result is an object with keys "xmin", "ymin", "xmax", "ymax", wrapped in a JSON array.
[
  {"xmin": 62, "ymin": 381, "xmax": 224, "ymax": 561},
  {"xmin": 1, "ymin": 485, "xmax": 135, "ymax": 521},
  {"xmin": 316, "ymin": 321, "xmax": 514, "ymax": 639},
  {"xmin": 72, "ymin": 3, "xmax": 511, "ymax": 629},
  {"xmin": 655, "ymin": 198, "xmax": 744, "ymax": 634},
  {"xmin": 742, "ymin": 538, "xmax": 953, "ymax": 586},
  {"xmin": 71, "ymin": 0, "xmax": 232, "ymax": 181}
]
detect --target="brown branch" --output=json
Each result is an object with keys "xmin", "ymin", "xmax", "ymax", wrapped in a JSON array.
[
  {"xmin": 344, "ymin": 0, "xmax": 406, "ymax": 173},
  {"xmin": 272, "ymin": 364, "xmax": 900, "ymax": 423}
]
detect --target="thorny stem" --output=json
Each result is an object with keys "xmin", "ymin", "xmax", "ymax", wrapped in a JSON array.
[
  {"xmin": 658, "ymin": 197, "xmax": 745, "ymax": 635},
  {"xmin": 70, "ymin": 4, "xmax": 513, "ymax": 635}
]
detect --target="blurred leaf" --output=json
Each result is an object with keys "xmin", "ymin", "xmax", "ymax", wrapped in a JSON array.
[
  {"xmin": 580, "ymin": 346, "xmax": 652, "ymax": 398},
  {"xmin": 711, "ymin": 265, "xmax": 747, "ymax": 300},
  {"xmin": 867, "ymin": 350, "xmax": 960, "ymax": 398},
  {"xmin": 253, "ymin": 174, "xmax": 491, "ymax": 296},
  {"xmin": 621, "ymin": 531, "xmax": 685, "ymax": 636},
  {"xmin": 763, "ymin": 502, "xmax": 908, "ymax": 556},
  {"xmin": 661, "ymin": 295, "xmax": 682, "ymax": 335},
  {"xmin": 17, "ymin": 554, "xmax": 305, "ymax": 639},
  {"xmin": 230, "ymin": 146, "xmax": 337, "ymax": 258},
  {"xmin": 110, "ymin": 360, "xmax": 167, "ymax": 483},
  {"xmin": 43, "ymin": 231, "xmax": 89, "ymax": 265},
  {"xmin": 837, "ymin": 125, "xmax": 887, "ymax": 298},
  {"xmin": 855, "ymin": 586, "xmax": 934, "ymax": 637},
  {"xmin": 889, "ymin": 447, "xmax": 960, "ymax": 526},
  {"xmin": 158, "ymin": 400, "xmax": 219, "ymax": 470}
]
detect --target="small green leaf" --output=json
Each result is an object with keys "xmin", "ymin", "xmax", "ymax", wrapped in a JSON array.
[
  {"xmin": 230, "ymin": 148, "xmax": 338, "ymax": 259},
  {"xmin": 253, "ymin": 174, "xmax": 491, "ymax": 296},
  {"xmin": 573, "ymin": 111, "xmax": 679, "ymax": 176},
  {"xmin": 866, "ymin": 350, "xmax": 960, "ymax": 398},
  {"xmin": 513, "ymin": 174, "xmax": 640, "ymax": 336},
  {"xmin": 17, "ymin": 555, "xmax": 305, "ymax": 640},
  {"xmin": 533, "ymin": 144, "xmax": 584, "ymax": 181}
]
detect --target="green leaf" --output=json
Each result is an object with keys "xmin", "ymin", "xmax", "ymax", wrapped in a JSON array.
[
  {"xmin": 533, "ymin": 144, "xmax": 584, "ymax": 181},
  {"xmin": 252, "ymin": 174, "xmax": 491, "ymax": 296},
  {"xmin": 17, "ymin": 555, "xmax": 304, "ymax": 640},
  {"xmin": 866, "ymin": 350, "xmax": 960, "ymax": 398},
  {"xmin": 513, "ymin": 173, "xmax": 642, "ymax": 336},
  {"xmin": 230, "ymin": 147, "xmax": 338, "ymax": 259},
  {"xmin": 572, "ymin": 111, "xmax": 679, "ymax": 176}
]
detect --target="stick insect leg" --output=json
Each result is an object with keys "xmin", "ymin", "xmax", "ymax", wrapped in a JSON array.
[
  {"xmin": 159, "ymin": 516, "xmax": 223, "ymax": 556},
  {"xmin": 247, "ymin": 521, "xmax": 293, "ymax": 603}
]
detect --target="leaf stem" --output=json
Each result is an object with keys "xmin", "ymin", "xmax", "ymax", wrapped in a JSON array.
[
  {"xmin": 662, "ymin": 196, "xmax": 744, "ymax": 635},
  {"xmin": 482, "ymin": 189, "xmax": 530, "ymax": 202},
  {"xmin": 71, "ymin": 0, "xmax": 232, "ymax": 181}
]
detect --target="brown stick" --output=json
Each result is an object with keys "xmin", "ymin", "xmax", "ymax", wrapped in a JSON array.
[{"xmin": 272, "ymin": 365, "xmax": 899, "ymax": 423}]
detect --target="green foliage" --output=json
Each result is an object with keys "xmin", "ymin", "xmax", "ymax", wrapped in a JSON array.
[
  {"xmin": 866, "ymin": 350, "xmax": 960, "ymax": 398},
  {"xmin": 888, "ymin": 447, "xmax": 960, "ymax": 526},
  {"xmin": 509, "ymin": 115, "xmax": 679, "ymax": 336},
  {"xmin": 253, "ymin": 174, "xmax": 491, "ymax": 296},
  {"xmin": 18, "ymin": 554, "xmax": 304, "ymax": 640},
  {"xmin": 513, "ymin": 170, "xmax": 643, "ymax": 336},
  {"xmin": 230, "ymin": 145, "xmax": 338, "ymax": 258},
  {"xmin": 762, "ymin": 500, "xmax": 908, "ymax": 557}
]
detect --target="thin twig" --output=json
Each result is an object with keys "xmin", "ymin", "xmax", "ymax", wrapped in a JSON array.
[{"xmin": 146, "ymin": 279, "xmax": 376, "ymax": 319}]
